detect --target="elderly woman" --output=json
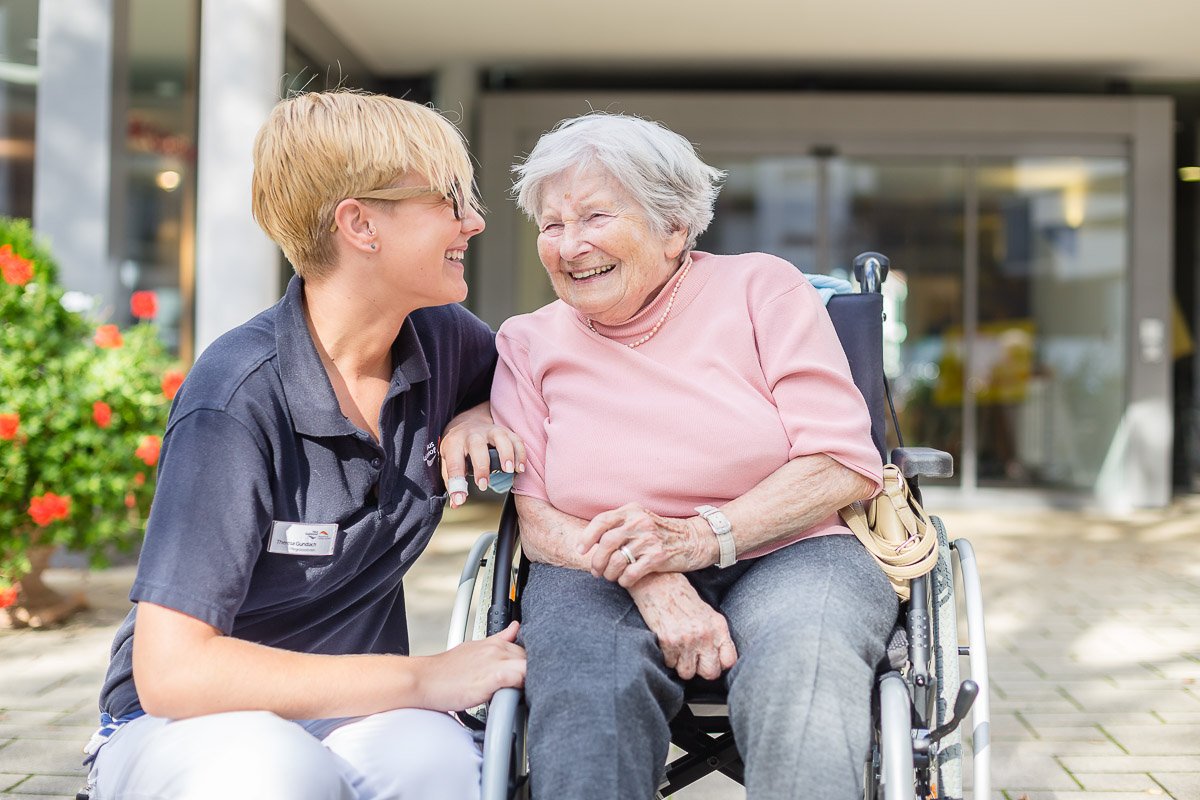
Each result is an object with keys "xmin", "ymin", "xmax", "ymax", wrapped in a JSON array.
[
  {"xmin": 84, "ymin": 92, "xmax": 526, "ymax": 800},
  {"xmin": 490, "ymin": 113, "xmax": 898, "ymax": 799}
]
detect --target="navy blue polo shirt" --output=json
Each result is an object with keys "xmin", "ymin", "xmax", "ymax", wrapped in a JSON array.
[{"xmin": 99, "ymin": 275, "xmax": 497, "ymax": 719}]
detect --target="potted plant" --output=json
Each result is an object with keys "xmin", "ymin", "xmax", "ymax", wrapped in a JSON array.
[{"xmin": 0, "ymin": 217, "xmax": 181, "ymax": 627}]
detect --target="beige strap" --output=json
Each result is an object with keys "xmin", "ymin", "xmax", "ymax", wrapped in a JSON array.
[{"xmin": 839, "ymin": 465, "xmax": 938, "ymax": 584}]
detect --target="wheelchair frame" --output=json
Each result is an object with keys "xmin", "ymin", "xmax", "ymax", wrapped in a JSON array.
[{"xmin": 450, "ymin": 252, "xmax": 991, "ymax": 800}]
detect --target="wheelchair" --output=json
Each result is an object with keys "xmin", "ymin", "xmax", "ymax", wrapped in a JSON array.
[{"xmin": 450, "ymin": 252, "xmax": 992, "ymax": 800}]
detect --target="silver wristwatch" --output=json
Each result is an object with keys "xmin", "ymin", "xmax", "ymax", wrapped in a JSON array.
[{"xmin": 695, "ymin": 505, "xmax": 736, "ymax": 568}]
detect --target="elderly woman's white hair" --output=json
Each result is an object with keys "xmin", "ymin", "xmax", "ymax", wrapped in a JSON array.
[{"xmin": 511, "ymin": 113, "xmax": 725, "ymax": 251}]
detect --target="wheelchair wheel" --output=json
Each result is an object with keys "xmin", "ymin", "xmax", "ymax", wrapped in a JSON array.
[
  {"xmin": 453, "ymin": 523, "xmax": 530, "ymax": 800},
  {"xmin": 481, "ymin": 686, "xmax": 529, "ymax": 800},
  {"xmin": 447, "ymin": 533, "xmax": 499, "ymax": 726},
  {"xmin": 930, "ymin": 516, "xmax": 963, "ymax": 799},
  {"xmin": 877, "ymin": 672, "xmax": 915, "ymax": 800}
]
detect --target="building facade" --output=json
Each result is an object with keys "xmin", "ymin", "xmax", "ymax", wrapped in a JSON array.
[{"xmin": 6, "ymin": 0, "xmax": 1198, "ymax": 509}]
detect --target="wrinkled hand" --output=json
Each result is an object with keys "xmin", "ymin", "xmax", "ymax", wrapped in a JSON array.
[
  {"xmin": 577, "ymin": 503, "xmax": 716, "ymax": 587},
  {"xmin": 440, "ymin": 406, "xmax": 525, "ymax": 509},
  {"xmin": 630, "ymin": 574, "xmax": 737, "ymax": 680},
  {"xmin": 412, "ymin": 622, "xmax": 526, "ymax": 712}
]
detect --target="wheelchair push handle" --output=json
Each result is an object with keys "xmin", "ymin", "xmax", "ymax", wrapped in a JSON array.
[
  {"xmin": 464, "ymin": 447, "xmax": 504, "ymax": 476},
  {"xmin": 853, "ymin": 251, "xmax": 890, "ymax": 294},
  {"xmin": 463, "ymin": 448, "xmax": 514, "ymax": 495}
]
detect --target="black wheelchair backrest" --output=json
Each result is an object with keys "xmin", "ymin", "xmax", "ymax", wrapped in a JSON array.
[{"xmin": 825, "ymin": 292, "xmax": 886, "ymax": 463}]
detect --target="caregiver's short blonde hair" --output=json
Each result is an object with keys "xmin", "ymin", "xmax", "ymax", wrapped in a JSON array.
[{"xmin": 252, "ymin": 91, "xmax": 479, "ymax": 281}]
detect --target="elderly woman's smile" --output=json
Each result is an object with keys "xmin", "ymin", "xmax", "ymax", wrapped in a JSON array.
[
  {"xmin": 536, "ymin": 167, "xmax": 687, "ymax": 327},
  {"xmin": 568, "ymin": 264, "xmax": 615, "ymax": 280}
]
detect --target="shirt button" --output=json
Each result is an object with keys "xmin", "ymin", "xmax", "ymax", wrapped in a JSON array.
[{"xmin": 370, "ymin": 457, "xmax": 382, "ymax": 469}]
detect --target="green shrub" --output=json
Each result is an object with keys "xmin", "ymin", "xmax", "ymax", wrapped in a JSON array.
[{"xmin": 0, "ymin": 217, "xmax": 180, "ymax": 603}]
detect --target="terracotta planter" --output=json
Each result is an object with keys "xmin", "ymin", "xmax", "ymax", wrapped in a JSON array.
[{"xmin": 0, "ymin": 541, "xmax": 88, "ymax": 629}]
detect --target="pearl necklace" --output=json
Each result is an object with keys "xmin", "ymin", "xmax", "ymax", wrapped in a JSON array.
[{"xmin": 587, "ymin": 259, "xmax": 692, "ymax": 349}]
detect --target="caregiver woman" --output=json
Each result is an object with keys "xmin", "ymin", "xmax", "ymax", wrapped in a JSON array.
[{"xmin": 490, "ymin": 113, "xmax": 898, "ymax": 800}]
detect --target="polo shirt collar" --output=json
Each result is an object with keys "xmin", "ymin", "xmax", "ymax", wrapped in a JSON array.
[{"xmin": 276, "ymin": 275, "xmax": 431, "ymax": 438}]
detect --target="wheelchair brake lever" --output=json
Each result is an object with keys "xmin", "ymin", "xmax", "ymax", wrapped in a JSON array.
[{"xmin": 927, "ymin": 679, "xmax": 979, "ymax": 744}]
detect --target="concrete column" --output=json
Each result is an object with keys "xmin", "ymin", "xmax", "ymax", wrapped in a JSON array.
[
  {"xmin": 434, "ymin": 62, "xmax": 479, "ymax": 134},
  {"xmin": 33, "ymin": 0, "xmax": 122, "ymax": 301},
  {"xmin": 194, "ymin": 0, "xmax": 284, "ymax": 355},
  {"xmin": 434, "ymin": 63, "xmax": 488, "ymax": 316}
]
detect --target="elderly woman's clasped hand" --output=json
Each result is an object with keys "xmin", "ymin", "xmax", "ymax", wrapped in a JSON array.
[
  {"xmin": 576, "ymin": 504, "xmax": 739, "ymax": 681},
  {"xmin": 576, "ymin": 504, "xmax": 717, "ymax": 587},
  {"xmin": 628, "ymin": 573, "xmax": 738, "ymax": 680}
]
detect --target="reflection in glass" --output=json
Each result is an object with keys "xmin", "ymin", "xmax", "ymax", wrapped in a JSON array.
[
  {"xmin": 975, "ymin": 158, "xmax": 1127, "ymax": 489},
  {"xmin": 0, "ymin": 1, "xmax": 38, "ymax": 219},
  {"xmin": 118, "ymin": 0, "xmax": 199, "ymax": 357},
  {"xmin": 707, "ymin": 158, "xmax": 820, "ymax": 273}
]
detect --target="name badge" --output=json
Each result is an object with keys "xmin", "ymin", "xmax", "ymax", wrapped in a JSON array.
[{"xmin": 268, "ymin": 521, "xmax": 338, "ymax": 557}]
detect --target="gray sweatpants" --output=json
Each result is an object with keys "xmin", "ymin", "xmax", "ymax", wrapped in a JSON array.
[{"xmin": 519, "ymin": 533, "xmax": 898, "ymax": 800}]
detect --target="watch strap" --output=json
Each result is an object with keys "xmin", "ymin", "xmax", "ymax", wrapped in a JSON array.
[{"xmin": 695, "ymin": 505, "xmax": 736, "ymax": 568}]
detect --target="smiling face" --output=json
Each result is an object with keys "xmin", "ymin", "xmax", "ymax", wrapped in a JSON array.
[
  {"xmin": 536, "ymin": 167, "xmax": 688, "ymax": 326},
  {"xmin": 372, "ymin": 176, "xmax": 485, "ymax": 309}
]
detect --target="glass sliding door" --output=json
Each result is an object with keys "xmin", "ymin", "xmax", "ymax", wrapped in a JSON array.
[
  {"xmin": 701, "ymin": 156, "xmax": 967, "ymax": 484},
  {"xmin": 698, "ymin": 152, "xmax": 1128, "ymax": 495},
  {"xmin": 825, "ymin": 158, "xmax": 966, "ymax": 484},
  {"xmin": 119, "ymin": 0, "xmax": 200, "ymax": 357},
  {"xmin": 708, "ymin": 157, "xmax": 822, "ymax": 273},
  {"xmin": 0, "ymin": 1, "xmax": 38, "ymax": 219}
]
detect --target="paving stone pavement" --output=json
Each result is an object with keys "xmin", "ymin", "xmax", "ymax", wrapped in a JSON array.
[{"xmin": 1, "ymin": 495, "xmax": 1199, "ymax": 799}]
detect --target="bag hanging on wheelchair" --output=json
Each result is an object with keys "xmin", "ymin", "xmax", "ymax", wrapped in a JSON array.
[{"xmin": 838, "ymin": 464, "xmax": 938, "ymax": 601}]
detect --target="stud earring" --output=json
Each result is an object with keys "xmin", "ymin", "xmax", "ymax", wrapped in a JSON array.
[{"xmin": 370, "ymin": 243, "xmax": 377, "ymax": 250}]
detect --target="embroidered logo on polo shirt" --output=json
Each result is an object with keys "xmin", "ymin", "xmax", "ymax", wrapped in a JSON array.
[
  {"xmin": 268, "ymin": 521, "xmax": 338, "ymax": 557},
  {"xmin": 424, "ymin": 441, "xmax": 438, "ymax": 467}
]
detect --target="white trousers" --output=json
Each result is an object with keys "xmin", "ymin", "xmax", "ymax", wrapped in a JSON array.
[{"xmin": 88, "ymin": 709, "xmax": 482, "ymax": 800}]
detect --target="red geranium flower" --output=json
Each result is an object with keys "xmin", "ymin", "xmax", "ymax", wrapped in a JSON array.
[
  {"xmin": 161, "ymin": 369, "xmax": 185, "ymax": 400},
  {"xmin": 130, "ymin": 290, "xmax": 158, "ymax": 319},
  {"xmin": 28, "ymin": 492, "xmax": 72, "ymax": 527},
  {"xmin": 135, "ymin": 434, "xmax": 161, "ymax": 465},
  {"xmin": 0, "ymin": 413, "xmax": 18, "ymax": 440},
  {"xmin": 134, "ymin": 472, "xmax": 146, "ymax": 486},
  {"xmin": 125, "ymin": 493, "xmax": 137, "ymax": 508},
  {"xmin": 0, "ymin": 585, "xmax": 16, "ymax": 609},
  {"xmin": 94, "ymin": 324, "xmax": 123, "ymax": 349},
  {"xmin": 0, "ymin": 244, "xmax": 33, "ymax": 286},
  {"xmin": 92, "ymin": 401, "xmax": 113, "ymax": 428}
]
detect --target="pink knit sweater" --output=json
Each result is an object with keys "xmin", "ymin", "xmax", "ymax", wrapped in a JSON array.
[{"xmin": 491, "ymin": 251, "xmax": 883, "ymax": 558}]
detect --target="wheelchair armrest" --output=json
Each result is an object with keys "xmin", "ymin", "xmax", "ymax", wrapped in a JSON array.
[{"xmin": 890, "ymin": 447, "xmax": 954, "ymax": 479}]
